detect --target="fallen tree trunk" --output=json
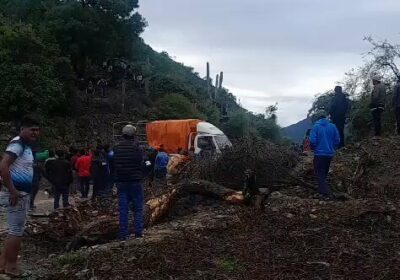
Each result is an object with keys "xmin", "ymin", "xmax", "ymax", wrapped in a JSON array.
[
  {"xmin": 66, "ymin": 188, "xmax": 178, "ymax": 251},
  {"xmin": 179, "ymin": 180, "xmax": 244, "ymax": 204}
]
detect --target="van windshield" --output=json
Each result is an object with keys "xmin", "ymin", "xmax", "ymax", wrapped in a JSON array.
[{"xmin": 214, "ymin": 135, "xmax": 232, "ymax": 150}]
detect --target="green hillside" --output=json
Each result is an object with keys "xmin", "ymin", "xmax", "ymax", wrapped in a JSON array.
[{"xmin": 0, "ymin": 0, "xmax": 284, "ymax": 147}]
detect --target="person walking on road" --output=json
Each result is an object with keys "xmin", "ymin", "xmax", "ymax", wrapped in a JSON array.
[
  {"xmin": 45, "ymin": 150, "xmax": 73, "ymax": 209},
  {"xmin": 329, "ymin": 86, "xmax": 349, "ymax": 147},
  {"xmin": 75, "ymin": 149, "xmax": 91, "ymax": 198},
  {"xmin": 310, "ymin": 112, "xmax": 340, "ymax": 200},
  {"xmin": 0, "ymin": 116, "xmax": 40, "ymax": 277},
  {"xmin": 114, "ymin": 125, "xmax": 148, "ymax": 240},
  {"xmin": 370, "ymin": 76, "xmax": 386, "ymax": 137}
]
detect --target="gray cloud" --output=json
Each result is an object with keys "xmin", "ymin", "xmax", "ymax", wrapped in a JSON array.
[{"xmin": 139, "ymin": 0, "xmax": 400, "ymax": 126}]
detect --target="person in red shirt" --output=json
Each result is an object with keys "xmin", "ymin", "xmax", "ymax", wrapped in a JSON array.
[{"xmin": 75, "ymin": 149, "xmax": 91, "ymax": 198}]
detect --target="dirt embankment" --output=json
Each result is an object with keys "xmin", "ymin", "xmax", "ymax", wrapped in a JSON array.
[{"xmin": 10, "ymin": 137, "xmax": 400, "ymax": 280}]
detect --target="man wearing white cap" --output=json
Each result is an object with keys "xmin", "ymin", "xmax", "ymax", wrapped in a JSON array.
[{"xmin": 370, "ymin": 75, "xmax": 386, "ymax": 136}]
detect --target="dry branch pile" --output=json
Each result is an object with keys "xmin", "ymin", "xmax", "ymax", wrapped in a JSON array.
[
  {"xmin": 296, "ymin": 136, "xmax": 400, "ymax": 200},
  {"xmin": 180, "ymin": 137, "xmax": 299, "ymax": 189}
]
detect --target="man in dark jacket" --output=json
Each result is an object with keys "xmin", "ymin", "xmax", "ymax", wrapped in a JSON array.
[
  {"xmin": 90, "ymin": 148, "xmax": 108, "ymax": 199},
  {"xmin": 393, "ymin": 78, "xmax": 400, "ymax": 135},
  {"xmin": 370, "ymin": 76, "xmax": 386, "ymax": 136},
  {"xmin": 329, "ymin": 86, "xmax": 349, "ymax": 147},
  {"xmin": 114, "ymin": 125, "xmax": 148, "ymax": 239},
  {"xmin": 310, "ymin": 112, "xmax": 340, "ymax": 200},
  {"xmin": 45, "ymin": 150, "xmax": 73, "ymax": 209}
]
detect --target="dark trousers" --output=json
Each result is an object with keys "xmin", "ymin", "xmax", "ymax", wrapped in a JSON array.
[
  {"xmin": 54, "ymin": 185, "xmax": 70, "ymax": 209},
  {"xmin": 92, "ymin": 181, "xmax": 107, "ymax": 199},
  {"xmin": 332, "ymin": 118, "xmax": 345, "ymax": 148},
  {"xmin": 314, "ymin": 156, "xmax": 333, "ymax": 196},
  {"xmin": 30, "ymin": 183, "xmax": 39, "ymax": 208},
  {"xmin": 396, "ymin": 108, "xmax": 400, "ymax": 135},
  {"xmin": 117, "ymin": 182, "xmax": 144, "ymax": 239},
  {"xmin": 79, "ymin": 176, "xmax": 90, "ymax": 198},
  {"xmin": 100, "ymin": 87, "xmax": 107, "ymax": 98},
  {"xmin": 371, "ymin": 108, "xmax": 383, "ymax": 136}
]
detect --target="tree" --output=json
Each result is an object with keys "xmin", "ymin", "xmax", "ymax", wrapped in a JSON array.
[
  {"xmin": 0, "ymin": 17, "xmax": 65, "ymax": 119},
  {"xmin": 153, "ymin": 94, "xmax": 203, "ymax": 120}
]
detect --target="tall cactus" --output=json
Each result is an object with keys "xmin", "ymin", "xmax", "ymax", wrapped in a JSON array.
[
  {"xmin": 214, "ymin": 74, "xmax": 219, "ymax": 100},
  {"xmin": 206, "ymin": 62, "xmax": 210, "ymax": 98},
  {"xmin": 219, "ymin": 71, "xmax": 224, "ymax": 89}
]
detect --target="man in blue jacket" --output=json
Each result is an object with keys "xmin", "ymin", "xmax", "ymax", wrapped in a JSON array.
[{"xmin": 310, "ymin": 112, "xmax": 340, "ymax": 199}]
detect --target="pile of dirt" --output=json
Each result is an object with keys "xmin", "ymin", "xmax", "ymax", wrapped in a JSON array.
[
  {"xmin": 19, "ymin": 136, "xmax": 400, "ymax": 279},
  {"xmin": 35, "ymin": 186, "xmax": 400, "ymax": 280}
]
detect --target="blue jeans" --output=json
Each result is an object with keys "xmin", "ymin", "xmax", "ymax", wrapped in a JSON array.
[
  {"xmin": 117, "ymin": 182, "xmax": 144, "ymax": 239},
  {"xmin": 314, "ymin": 156, "xmax": 333, "ymax": 196}
]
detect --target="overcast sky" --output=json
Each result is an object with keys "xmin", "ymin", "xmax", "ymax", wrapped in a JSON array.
[{"xmin": 139, "ymin": 0, "xmax": 400, "ymax": 126}]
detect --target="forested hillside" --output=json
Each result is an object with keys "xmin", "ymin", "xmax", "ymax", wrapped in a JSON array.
[{"xmin": 0, "ymin": 0, "xmax": 284, "ymax": 147}]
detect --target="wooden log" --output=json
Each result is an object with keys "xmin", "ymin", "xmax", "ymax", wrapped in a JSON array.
[
  {"xmin": 179, "ymin": 180, "xmax": 244, "ymax": 204},
  {"xmin": 66, "ymin": 189, "xmax": 178, "ymax": 251}
]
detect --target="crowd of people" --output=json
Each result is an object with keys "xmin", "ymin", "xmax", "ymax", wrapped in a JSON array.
[{"xmin": 0, "ymin": 119, "xmax": 170, "ymax": 277}]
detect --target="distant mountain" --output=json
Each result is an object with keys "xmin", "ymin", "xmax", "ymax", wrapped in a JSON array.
[{"xmin": 283, "ymin": 118, "xmax": 312, "ymax": 143}]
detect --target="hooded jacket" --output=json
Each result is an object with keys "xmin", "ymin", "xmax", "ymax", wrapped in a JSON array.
[{"xmin": 310, "ymin": 118, "xmax": 340, "ymax": 157}]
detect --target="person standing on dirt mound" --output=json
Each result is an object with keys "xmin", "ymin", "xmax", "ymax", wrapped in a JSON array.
[
  {"xmin": 329, "ymin": 86, "xmax": 349, "ymax": 147},
  {"xmin": 114, "ymin": 125, "xmax": 148, "ymax": 240},
  {"xmin": 370, "ymin": 75, "xmax": 386, "ymax": 137},
  {"xmin": 0, "ymin": 116, "xmax": 40, "ymax": 277},
  {"xmin": 392, "ymin": 78, "xmax": 400, "ymax": 135},
  {"xmin": 310, "ymin": 112, "xmax": 340, "ymax": 200}
]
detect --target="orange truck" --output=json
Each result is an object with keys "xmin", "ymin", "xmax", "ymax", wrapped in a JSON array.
[{"xmin": 146, "ymin": 119, "xmax": 232, "ymax": 154}]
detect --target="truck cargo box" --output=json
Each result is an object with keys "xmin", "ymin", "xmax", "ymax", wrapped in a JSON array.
[{"xmin": 146, "ymin": 119, "xmax": 201, "ymax": 154}]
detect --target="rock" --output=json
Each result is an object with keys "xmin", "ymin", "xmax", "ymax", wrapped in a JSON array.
[
  {"xmin": 127, "ymin": 256, "xmax": 137, "ymax": 262},
  {"xmin": 271, "ymin": 207, "xmax": 279, "ymax": 212},
  {"xmin": 270, "ymin": 191, "xmax": 283, "ymax": 199},
  {"xmin": 100, "ymin": 264, "xmax": 112, "ymax": 272},
  {"xmin": 284, "ymin": 213, "xmax": 294, "ymax": 219},
  {"xmin": 75, "ymin": 269, "xmax": 89, "ymax": 278},
  {"xmin": 309, "ymin": 214, "xmax": 318, "ymax": 219},
  {"xmin": 386, "ymin": 215, "xmax": 392, "ymax": 223}
]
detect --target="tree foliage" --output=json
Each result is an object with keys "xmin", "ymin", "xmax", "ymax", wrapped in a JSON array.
[
  {"xmin": 0, "ymin": 0, "xmax": 285, "ymax": 144},
  {"xmin": 0, "ymin": 17, "xmax": 64, "ymax": 119},
  {"xmin": 308, "ymin": 37, "xmax": 400, "ymax": 140}
]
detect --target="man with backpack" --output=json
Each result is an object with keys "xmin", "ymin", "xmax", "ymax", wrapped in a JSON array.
[{"xmin": 0, "ymin": 116, "xmax": 40, "ymax": 277}]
